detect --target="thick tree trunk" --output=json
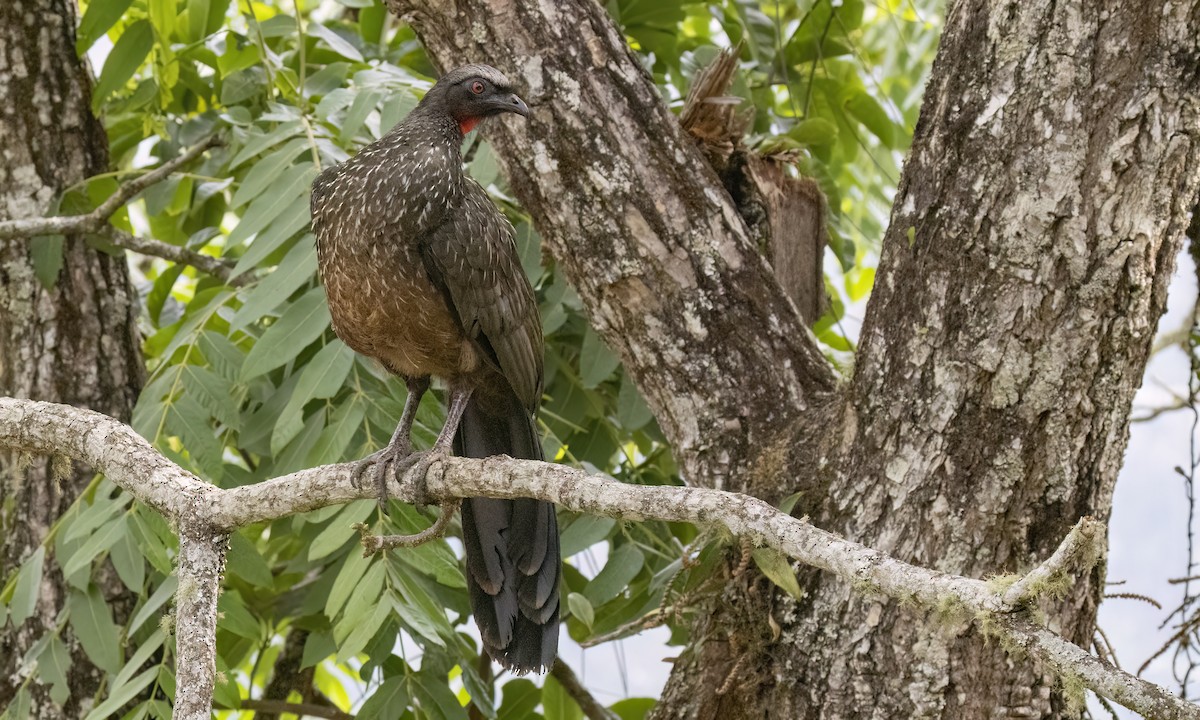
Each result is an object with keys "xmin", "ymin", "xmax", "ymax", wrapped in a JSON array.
[
  {"xmin": 0, "ymin": 0, "xmax": 144, "ymax": 715},
  {"xmin": 391, "ymin": 0, "xmax": 1200, "ymax": 717}
]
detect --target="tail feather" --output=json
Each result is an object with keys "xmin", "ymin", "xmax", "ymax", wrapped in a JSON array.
[{"xmin": 455, "ymin": 389, "xmax": 559, "ymax": 674}]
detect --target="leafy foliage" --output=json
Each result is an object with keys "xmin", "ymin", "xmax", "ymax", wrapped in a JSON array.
[{"xmin": 0, "ymin": 0, "xmax": 939, "ymax": 715}]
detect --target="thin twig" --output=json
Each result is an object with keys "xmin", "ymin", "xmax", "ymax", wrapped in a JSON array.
[
  {"xmin": 355, "ymin": 500, "xmax": 460, "ymax": 554},
  {"xmin": 106, "ymin": 227, "xmax": 244, "ymax": 286}
]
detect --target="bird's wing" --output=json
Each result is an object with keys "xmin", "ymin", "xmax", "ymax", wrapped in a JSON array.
[{"xmin": 419, "ymin": 184, "xmax": 543, "ymax": 411}]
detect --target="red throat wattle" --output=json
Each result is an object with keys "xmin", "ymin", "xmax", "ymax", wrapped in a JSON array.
[{"xmin": 459, "ymin": 116, "xmax": 480, "ymax": 134}]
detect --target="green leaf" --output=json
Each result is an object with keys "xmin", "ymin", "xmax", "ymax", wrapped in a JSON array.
[
  {"xmin": 231, "ymin": 138, "xmax": 311, "ymax": 208},
  {"xmin": 336, "ymin": 557, "xmax": 386, "ymax": 644},
  {"xmin": 146, "ymin": 264, "xmax": 185, "ymax": 326},
  {"xmin": 788, "ymin": 117, "xmax": 838, "ymax": 147},
  {"xmin": 129, "ymin": 576, "xmax": 178, "ymax": 634},
  {"xmin": 559, "ymin": 515, "xmax": 616, "ymax": 557},
  {"xmin": 584, "ymin": 544, "xmax": 644, "ymax": 605},
  {"xmin": 301, "ymin": 630, "xmax": 336, "ymax": 669},
  {"xmin": 309, "ymin": 499, "xmax": 375, "ymax": 561},
  {"xmin": 63, "ymin": 516, "xmax": 127, "ymax": 578},
  {"xmin": 239, "ymin": 286, "xmax": 331, "ymax": 381},
  {"xmin": 340, "ymin": 88, "xmax": 383, "ymax": 143},
  {"xmin": 579, "ymin": 326, "xmax": 620, "ymax": 389},
  {"xmin": 272, "ymin": 340, "xmax": 354, "ymax": 452},
  {"xmin": 83, "ymin": 667, "xmax": 157, "ymax": 720},
  {"xmin": 10, "ymin": 546, "xmax": 44, "ymax": 626},
  {"xmin": 185, "ymin": 0, "xmax": 211, "ymax": 42},
  {"xmin": 610, "ymin": 698, "xmax": 656, "ymax": 720},
  {"xmin": 543, "ymin": 675, "xmax": 583, "ymax": 720},
  {"xmin": 183, "ymin": 364, "xmax": 241, "ymax": 432},
  {"xmin": 357, "ymin": 675, "xmax": 409, "ymax": 720},
  {"xmin": 566, "ymin": 592, "xmax": 594, "ymax": 629},
  {"xmin": 230, "ymin": 121, "xmax": 303, "ymax": 168},
  {"xmin": 216, "ymin": 590, "xmax": 261, "ymax": 640},
  {"xmin": 166, "ymin": 393, "xmax": 223, "ymax": 478},
  {"xmin": 412, "ymin": 670, "xmax": 468, "ymax": 720},
  {"xmin": 230, "ymin": 205, "xmax": 311, "ymax": 277},
  {"xmin": 389, "ymin": 567, "xmax": 451, "ymax": 646},
  {"xmin": 751, "ymin": 548, "xmax": 804, "ymax": 600},
  {"xmin": 77, "ymin": 0, "xmax": 136, "ymax": 52},
  {"xmin": 198, "ymin": 331, "xmax": 244, "ymax": 381},
  {"xmin": 225, "ymin": 163, "xmax": 315, "ymax": 251},
  {"xmin": 468, "ymin": 141, "xmax": 499, "ymax": 188},
  {"xmin": 307, "ymin": 397, "xmax": 365, "ymax": 466},
  {"xmin": 227, "ymin": 530, "xmax": 274, "ymax": 586},
  {"xmin": 230, "ymin": 242, "xmax": 317, "ymax": 331},
  {"xmin": 220, "ymin": 66, "xmax": 267, "ymax": 105},
  {"xmin": 335, "ymin": 597, "xmax": 390, "ymax": 662},
  {"xmin": 113, "ymin": 629, "xmax": 166, "ymax": 690},
  {"xmin": 616, "ymin": 375, "xmax": 653, "ymax": 430},
  {"xmin": 37, "ymin": 635, "xmax": 71, "ymax": 706},
  {"xmin": 31, "ymin": 236, "xmax": 64, "ymax": 289},
  {"xmin": 93, "ymin": 19, "xmax": 154, "ymax": 108},
  {"xmin": 325, "ymin": 548, "xmax": 372, "ymax": 618},
  {"xmin": 308, "ymin": 23, "xmax": 364, "ymax": 62},
  {"xmin": 498, "ymin": 679, "xmax": 540, "ymax": 720},
  {"xmin": 68, "ymin": 586, "xmax": 121, "ymax": 674},
  {"xmin": 845, "ymin": 90, "xmax": 897, "ymax": 148}
]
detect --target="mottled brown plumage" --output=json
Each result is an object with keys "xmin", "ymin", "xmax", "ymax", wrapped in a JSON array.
[{"xmin": 311, "ymin": 65, "xmax": 558, "ymax": 673}]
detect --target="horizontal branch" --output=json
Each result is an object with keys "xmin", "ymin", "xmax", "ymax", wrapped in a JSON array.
[
  {"xmin": 0, "ymin": 136, "xmax": 241, "ymax": 283},
  {"xmin": 0, "ymin": 137, "xmax": 219, "ymax": 240},
  {"xmin": 0, "ymin": 397, "xmax": 1195, "ymax": 720}
]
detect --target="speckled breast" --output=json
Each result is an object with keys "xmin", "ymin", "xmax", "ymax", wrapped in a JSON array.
[{"xmin": 317, "ymin": 227, "xmax": 476, "ymax": 381}]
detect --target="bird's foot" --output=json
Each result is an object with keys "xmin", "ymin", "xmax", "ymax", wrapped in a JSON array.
[
  {"xmin": 350, "ymin": 441, "xmax": 413, "ymax": 506},
  {"xmin": 391, "ymin": 445, "xmax": 451, "ymax": 508}
]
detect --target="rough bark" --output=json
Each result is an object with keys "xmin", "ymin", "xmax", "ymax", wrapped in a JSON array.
[
  {"xmin": 388, "ymin": 0, "xmax": 1200, "ymax": 717},
  {"xmin": 5, "ymin": 397, "xmax": 1198, "ymax": 720},
  {"xmin": 0, "ymin": 0, "xmax": 144, "ymax": 715},
  {"xmin": 389, "ymin": 0, "xmax": 838, "ymax": 495},
  {"xmin": 754, "ymin": 2, "xmax": 1200, "ymax": 717}
]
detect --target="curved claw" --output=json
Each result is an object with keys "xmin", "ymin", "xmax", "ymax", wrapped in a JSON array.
[
  {"xmin": 392, "ymin": 446, "xmax": 450, "ymax": 507},
  {"xmin": 351, "ymin": 444, "xmax": 414, "ymax": 505}
]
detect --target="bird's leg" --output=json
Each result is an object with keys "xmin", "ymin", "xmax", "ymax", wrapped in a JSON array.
[
  {"xmin": 351, "ymin": 376, "xmax": 431, "ymax": 503},
  {"xmin": 393, "ymin": 384, "xmax": 473, "ymax": 507}
]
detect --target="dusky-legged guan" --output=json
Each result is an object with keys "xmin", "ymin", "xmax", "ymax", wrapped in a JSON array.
[{"xmin": 310, "ymin": 65, "xmax": 559, "ymax": 673}]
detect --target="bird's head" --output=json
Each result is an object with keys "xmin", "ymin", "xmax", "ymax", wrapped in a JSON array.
[{"xmin": 429, "ymin": 64, "xmax": 530, "ymax": 135}]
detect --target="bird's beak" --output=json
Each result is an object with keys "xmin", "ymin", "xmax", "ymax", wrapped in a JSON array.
[{"xmin": 504, "ymin": 93, "xmax": 530, "ymax": 118}]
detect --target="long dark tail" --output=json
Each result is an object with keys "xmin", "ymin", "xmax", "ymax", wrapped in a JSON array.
[{"xmin": 454, "ymin": 388, "xmax": 559, "ymax": 674}]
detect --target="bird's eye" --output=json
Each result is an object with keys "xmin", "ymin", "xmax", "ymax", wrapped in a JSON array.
[{"xmin": 471, "ymin": 81, "xmax": 485, "ymax": 94}]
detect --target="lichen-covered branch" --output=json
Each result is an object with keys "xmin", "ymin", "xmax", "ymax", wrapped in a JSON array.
[
  {"xmin": 173, "ymin": 525, "xmax": 228, "ymax": 720},
  {"xmin": 1, "ymin": 396, "xmax": 1196, "ymax": 719},
  {"xmin": 0, "ymin": 136, "xmax": 218, "ymax": 240},
  {"xmin": 0, "ymin": 136, "xmax": 241, "ymax": 284}
]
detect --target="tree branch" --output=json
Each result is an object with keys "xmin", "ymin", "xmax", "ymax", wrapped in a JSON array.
[
  {"xmin": 174, "ymin": 524, "xmax": 228, "ymax": 720},
  {"xmin": 0, "ymin": 137, "xmax": 242, "ymax": 283},
  {"xmin": 104, "ymin": 227, "xmax": 245, "ymax": 286},
  {"xmin": 1002, "ymin": 517, "xmax": 1105, "ymax": 608},
  {"xmin": 0, "ymin": 397, "xmax": 1195, "ymax": 720},
  {"xmin": 0, "ymin": 136, "xmax": 219, "ymax": 239}
]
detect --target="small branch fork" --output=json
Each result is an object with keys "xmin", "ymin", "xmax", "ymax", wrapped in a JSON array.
[
  {"xmin": 0, "ymin": 136, "xmax": 244, "ymax": 285},
  {"xmin": 1, "ymin": 398, "xmax": 1197, "ymax": 720}
]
